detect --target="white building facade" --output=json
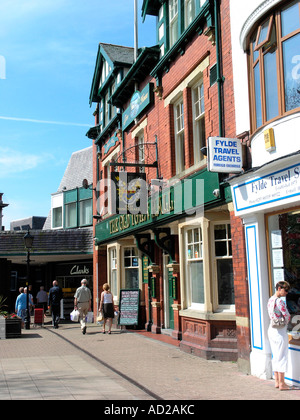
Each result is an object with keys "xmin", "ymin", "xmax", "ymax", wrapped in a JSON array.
[{"xmin": 230, "ymin": 0, "xmax": 300, "ymax": 383}]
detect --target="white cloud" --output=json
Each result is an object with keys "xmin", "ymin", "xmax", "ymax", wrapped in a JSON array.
[
  {"xmin": 0, "ymin": 116, "xmax": 90, "ymax": 127},
  {"xmin": 0, "ymin": 147, "xmax": 53, "ymax": 178}
]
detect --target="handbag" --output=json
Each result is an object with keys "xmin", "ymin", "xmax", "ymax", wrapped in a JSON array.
[
  {"xmin": 271, "ymin": 298, "xmax": 287, "ymax": 329},
  {"xmin": 271, "ymin": 317, "xmax": 286, "ymax": 328}
]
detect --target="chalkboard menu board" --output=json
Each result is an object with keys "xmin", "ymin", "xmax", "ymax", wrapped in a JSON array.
[{"xmin": 118, "ymin": 289, "xmax": 139, "ymax": 326}]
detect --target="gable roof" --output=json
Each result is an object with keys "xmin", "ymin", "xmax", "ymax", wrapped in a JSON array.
[{"xmin": 89, "ymin": 43, "xmax": 134, "ymax": 105}]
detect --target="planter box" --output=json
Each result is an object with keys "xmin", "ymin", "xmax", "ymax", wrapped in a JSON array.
[{"xmin": 5, "ymin": 318, "xmax": 22, "ymax": 338}]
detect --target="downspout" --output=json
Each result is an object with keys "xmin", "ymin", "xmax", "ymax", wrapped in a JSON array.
[{"xmin": 214, "ymin": 0, "xmax": 224, "ymax": 138}]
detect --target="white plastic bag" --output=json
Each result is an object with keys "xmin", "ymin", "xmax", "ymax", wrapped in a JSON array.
[
  {"xmin": 70, "ymin": 309, "xmax": 79, "ymax": 322},
  {"xmin": 86, "ymin": 311, "xmax": 94, "ymax": 323}
]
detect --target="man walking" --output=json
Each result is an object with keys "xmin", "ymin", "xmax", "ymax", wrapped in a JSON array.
[
  {"xmin": 74, "ymin": 279, "xmax": 92, "ymax": 335},
  {"xmin": 48, "ymin": 280, "xmax": 63, "ymax": 329}
]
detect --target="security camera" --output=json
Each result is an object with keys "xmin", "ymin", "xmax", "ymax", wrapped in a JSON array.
[{"xmin": 213, "ymin": 189, "xmax": 220, "ymax": 198}]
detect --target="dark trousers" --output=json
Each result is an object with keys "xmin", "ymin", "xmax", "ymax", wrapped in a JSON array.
[{"xmin": 51, "ymin": 304, "xmax": 60, "ymax": 327}]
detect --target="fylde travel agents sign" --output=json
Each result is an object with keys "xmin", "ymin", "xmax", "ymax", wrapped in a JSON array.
[{"xmin": 207, "ymin": 137, "xmax": 242, "ymax": 173}]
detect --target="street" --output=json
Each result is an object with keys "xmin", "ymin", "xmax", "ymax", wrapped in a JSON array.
[{"xmin": 0, "ymin": 318, "xmax": 299, "ymax": 402}]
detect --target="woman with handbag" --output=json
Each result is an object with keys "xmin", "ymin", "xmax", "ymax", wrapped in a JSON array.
[
  {"xmin": 267, "ymin": 281, "xmax": 291, "ymax": 390},
  {"xmin": 99, "ymin": 283, "xmax": 115, "ymax": 334}
]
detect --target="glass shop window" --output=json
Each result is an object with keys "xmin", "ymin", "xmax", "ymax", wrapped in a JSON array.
[
  {"xmin": 214, "ymin": 223, "xmax": 235, "ymax": 307},
  {"xmin": 110, "ymin": 248, "xmax": 117, "ymax": 298},
  {"xmin": 124, "ymin": 247, "xmax": 139, "ymax": 289},
  {"xmin": 186, "ymin": 227, "xmax": 204, "ymax": 307},
  {"xmin": 267, "ymin": 209, "xmax": 300, "ymax": 326}
]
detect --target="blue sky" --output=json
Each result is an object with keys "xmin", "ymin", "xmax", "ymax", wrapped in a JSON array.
[{"xmin": 0, "ymin": 0, "xmax": 156, "ymax": 229}]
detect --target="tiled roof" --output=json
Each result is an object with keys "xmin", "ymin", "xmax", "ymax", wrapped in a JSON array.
[
  {"xmin": 57, "ymin": 146, "xmax": 93, "ymax": 192},
  {"xmin": 0, "ymin": 228, "xmax": 93, "ymax": 256},
  {"xmin": 100, "ymin": 43, "xmax": 134, "ymax": 66}
]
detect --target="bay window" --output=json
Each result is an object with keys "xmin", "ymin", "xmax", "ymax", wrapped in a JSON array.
[{"xmin": 249, "ymin": 0, "xmax": 300, "ymax": 131}]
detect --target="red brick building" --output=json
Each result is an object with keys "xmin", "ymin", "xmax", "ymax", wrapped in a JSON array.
[{"xmin": 87, "ymin": 0, "xmax": 251, "ymax": 372}]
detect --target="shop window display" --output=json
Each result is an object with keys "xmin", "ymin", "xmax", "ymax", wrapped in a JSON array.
[{"xmin": 267, "ymin": 209, "xmax": 300, "ymax": 331}]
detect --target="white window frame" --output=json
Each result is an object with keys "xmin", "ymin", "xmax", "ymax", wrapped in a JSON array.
[
  {"xmin": 192, "ymin": 80, "xmax": 206, "ymax": 165},
  {"xmin": 185, "ymin": 226, "xmax": 205, "ymax": 310},
  {"xmin": 185, "ymin": 0, "xmax": 195, "ymax": 29},
  {"xmin": 123, "ymin": 246, "xmax": 140, "ymax": 290},
  {"xmin": 211, "ymin": 221, "xmax": 235, "ymax": 313},
  {"xmin": 169, "ymin": 0, "xmax": 179, "ymax": 47},
  {"xmin": 174, "ymin": 98, "xmax": 185, "ymax": 174}
]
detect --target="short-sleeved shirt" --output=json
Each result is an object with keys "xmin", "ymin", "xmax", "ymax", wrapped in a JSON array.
[{"xmin": 74, "ymin": 286, "xmax": 91, "ymax": 303}]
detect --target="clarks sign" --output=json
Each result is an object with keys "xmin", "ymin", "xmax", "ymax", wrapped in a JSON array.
[{"xmin": 70, "ymin": 265, "xmax": 90, "ymax": 276}]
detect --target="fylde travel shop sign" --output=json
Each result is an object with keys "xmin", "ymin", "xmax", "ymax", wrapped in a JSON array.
[
  {"xmin": 232, "ymin": 163, "xmax": 300, "ymax": 215},
  {"xmin": 207, "ymin": 137, "xmax": 243, "ymax": 173}
]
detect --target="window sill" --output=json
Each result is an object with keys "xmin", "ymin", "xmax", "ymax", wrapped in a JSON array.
[{"xmin": 179, "ymin": 308, "xmax": 236, "ymax": 322}]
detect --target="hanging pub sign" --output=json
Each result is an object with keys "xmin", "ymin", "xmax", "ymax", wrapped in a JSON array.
[
  {"xmin": 207, "ymin": 137, "xmax": 243, "ymax": 173},
  {"xmin": 111, "ymin": 172, "xmax": 147, "ymax": 215}
]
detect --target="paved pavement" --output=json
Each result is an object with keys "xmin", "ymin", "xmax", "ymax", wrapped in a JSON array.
[{"xmin": 0, "ymin": 317, "xmax": 300, "ymax": 401}]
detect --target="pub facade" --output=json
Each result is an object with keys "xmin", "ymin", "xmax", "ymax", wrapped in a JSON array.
[{"xmin": 87, "ymin": 0, "xmax": 251, "ymax": 370}]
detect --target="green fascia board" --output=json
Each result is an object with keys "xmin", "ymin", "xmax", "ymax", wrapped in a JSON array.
[{"xmin": 94, "ymin": 169, "xmax": 227, "ymax": 245}]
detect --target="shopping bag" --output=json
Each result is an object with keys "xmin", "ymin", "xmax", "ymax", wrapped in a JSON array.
[
  {"xmin": 86, "ymin": 311, "xmax": 94, "ymax": 323},
  {"xmin": 70, "ymin": 309, "xmax": 79, "ymax": 322},
  {"xmin": 96, "ymin": 312, "xmax": 103, "ymax": 323}
]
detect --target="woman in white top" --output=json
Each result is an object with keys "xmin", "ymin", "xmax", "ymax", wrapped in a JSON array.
[{"xmin": 99, "ymin": 283, "xmax": 115, "ymax": 334}]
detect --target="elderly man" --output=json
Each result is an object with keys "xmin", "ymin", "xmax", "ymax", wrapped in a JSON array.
[
  {"xmin": 48, "ymin": 281, "xmax": 63, "ymax": 329},
  {"xmin": 74, "ymin": 279, "xmax": 92, "ymax": 335}
]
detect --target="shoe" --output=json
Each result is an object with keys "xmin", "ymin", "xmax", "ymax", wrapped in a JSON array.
[
  {"xmin": 82, "ymin": 327, "xmax": 86, "ymax": 335},
  {"xmin": 102, "ymin": 330, "xmax": 105, "ymax": 334},
  {"xmin": 108, "ymin": 331, "xmax": 111, "ymax": 334}
]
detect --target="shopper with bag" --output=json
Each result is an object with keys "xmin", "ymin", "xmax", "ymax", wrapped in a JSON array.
[
  {"xmin": 267, "ymin": 281, "xmax": 291, "ymax": 391},
  {"xmin": 99, "ymin": 283, "xmax": 115, "ymax": 334},
  {"xmin": 74, "ymin": 279, "xmax": 92, "ymax": 335}
]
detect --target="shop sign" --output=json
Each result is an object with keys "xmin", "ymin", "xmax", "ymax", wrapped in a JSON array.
[
  {"xmin": 122, "ymin": 83, "xmax": 153, "ymax": 131},
  {"xmin": 104, "ymin": 134, "xmax": 118, "ymax": 155},
  {"xmin": 70, "ymin": 265, "xmax": 90, "ymax": 276},
  {"xmin": 207, "ymin": 137, "xmax": 243, "ymax": 173},
  {"xmin": 232, "ymin": 162, "xmax": 300, "ymax": 215}
]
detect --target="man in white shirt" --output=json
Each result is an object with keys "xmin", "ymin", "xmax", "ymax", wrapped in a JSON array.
[
  {"xmin": 36, "ymin": 286, "xmax": 48, "ymax": 313},
  {"xmin": 74, "ymin": 279, "xmax": 92, "ymax": 335}
]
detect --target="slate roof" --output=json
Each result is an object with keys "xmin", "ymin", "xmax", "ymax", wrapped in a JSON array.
[
  {"xmin": 100, "ymin": 43, "xmax": 134, "ymax": 66},
  {"xmin": 0, "ymin": 228, "xmax": 93, "ymax": 257},
  {"xmin": 57, "ymin": 146, "xmax": 93, "ymax": 192}
]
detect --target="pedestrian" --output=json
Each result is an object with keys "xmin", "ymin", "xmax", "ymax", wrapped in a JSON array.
[
  {"xmin": 48, "ymin": 280, "xmax": 63, "ymax": 329},
  {"xmin": 267, "ymin": 281, "xmax": 291, "ymax": 391},
  {"xmin": 74, "ymin": 279, "xmax": 92, "ymax": 335},
  {"xmin": 99, "ymin": 283, "xmax": 115, "ymax": 334},
  {"xmin": 36, "ymin": 286, "xmax": 48, "ymax": 314},
  {"xmin": 15, "ymin": 287, "xmax": 33, "ymax": 328}
]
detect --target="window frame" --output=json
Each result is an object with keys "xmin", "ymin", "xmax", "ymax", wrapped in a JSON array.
[
  {"xmin": 174, "ymin": 97, "xmax": 185, "ymax": 174},
  {"xmin": 185, "ymin": 226, "xmax": 205, "ymax": 310},
  {"xmin": 192, "ymin": 80, "xmax": 206, "ymax": 165},
  {"xmin": 248, "ymin": 0, "xmax": 300, "ymax": 133},
  {"xmin": 211, "ymin": 222, "xmax": 235, "ymax": 312}
]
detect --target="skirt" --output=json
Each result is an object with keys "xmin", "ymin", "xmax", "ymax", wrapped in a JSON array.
[
  {"xmin": 268, "ymin": 324, "xmax": 289, "ymax": 373},
  {"xmin": 103, "ymin": 303, "xmax": 114, "ymax": 319}
]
